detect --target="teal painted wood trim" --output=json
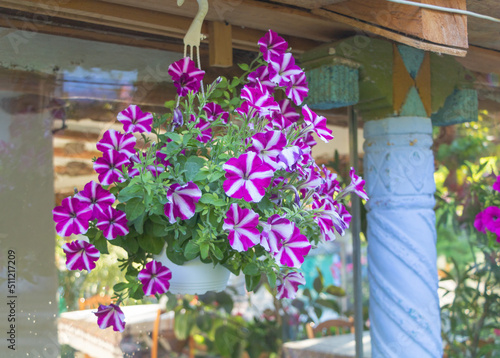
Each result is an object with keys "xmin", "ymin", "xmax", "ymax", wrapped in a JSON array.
[
  {"xmin": 431, "ymin": 89, "xmax": 478, "ymax": 126},
  {"xmin": 305, "ymin": 64, "xmax": 359, "ymax": 109}
]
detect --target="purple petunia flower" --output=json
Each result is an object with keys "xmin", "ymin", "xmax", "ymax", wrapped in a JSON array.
[
  {"xmin": 278, "ymin": 99, "xmax": 300, "ymax": 123},
  {"xmin": 248, "ymin": 131, "xmax": 287, "ymax": 170},
  {"xmin": 223, "ymin": 204, "xmax": 260, "ymax": 252},
  {"xmin": 278, "ymin": 146, "xmax": 303, "ymax": 172},
  {"xmin": 164, "ymin": 182, "xmax": 202, "ymax": 224},
  {"xmin": 53, "ymin": 197, "xmax": 93, "ymax": 237},
  {"xmin": 137, "ymin": 260, "xmax": 172, "ymax": 296},
  {"xmin": 94, "ymin": 304, "xmax": 126, "ymax": 332},
  {"xmin": 481, "ymin": 206, "xmax": 500, "ymax": 233},
  {"xmin": 189, "ymin": 114, "xmax": 212, "ymax": 143},
  {"xmin": 260, "ymin": 214, "xmax": 294, "ymax": 253},
  {"xmin": 117, "ymin": 105, "xmax": 153, "ymax": 133},
  {"xmin": 241, "ymin": 81, "xmax": 280, "ymax": 117},
  {"xmin": 203, "ymin": 102, "xmax": 229, "ymax": 124},
  {"xmin": 96, "ymin": 129, "xmax": 137, "ymax": 158},
  {"xmin": 62, "ymin": 239, "xmax": 100, "ymax": 271},
  {"xmin": 247, "ymin": 65, "xmax": 276, "ymax": 93},
  {"xmin": 493, "ymin": 176, "xmax": 500, "ymax": 193},
  {"xmin": 93, "ymin": 150, "xmax": 130, "ymax": 185},
  {"xmin": 172, "ymin": 107, "xmax": 184, "ymax": 129},
  {"xmin": 285, "ymin": 72, "xmax": 308, "ymax": 106},
  {"xmin": 312, "ymin": 198, "xmax": 347, "ymax": 240},
  {"xmin": 75, "ymin": 180, "xmax": 116, "ymax": 220},
  {"xmin": 96, "ymin": 206, "xmax": 129, "ymax": 240},
  {"xmin": 474, "ymin": 210, "xmax": 488, "ymax": 233},
  {"xmin": 318, "ymin": 165, "xmax": 341, "ymax": 199},
  {"xmin": 269, "ymin": 53, "xmax": 302, "ymax": 86},
  {"xmin": 276, "ymin": 271, "xmax": 305, "ymax": 300},
  {"xmin": 258, "ymin": 30, "xmax": 288, "ymax": 63},
  {"xmin": 168, "ymin": 57, "xmax": 205, "ymax": 96},
  {"xmin": 274, "ymin": 224, "xmax": 311, "ymax": 268},
  {"xmin": 340, "ymin": 167, "xmax": 369, "ymax": 201},
  {"xmin": 223, "ymin": 152, "xmax": 274, "ymax": 203},
  {"xmin": 302, "ymin": 105, "xmax": 334, "ymax": 143}
]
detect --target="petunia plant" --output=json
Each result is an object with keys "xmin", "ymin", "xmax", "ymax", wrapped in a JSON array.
[{"xmin": 53, "ymin": 29, "xmax": 368, "ymax": 332}]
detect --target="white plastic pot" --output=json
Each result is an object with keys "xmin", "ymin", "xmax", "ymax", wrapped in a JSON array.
[{"xmin": 154, "ymin": 248, "xmax": 231, "ymax": 295}]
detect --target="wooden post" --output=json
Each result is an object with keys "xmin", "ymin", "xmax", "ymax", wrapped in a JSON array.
[{"xmin": 209, "ymin": 21, "xmax": 233, "ymax": 68}]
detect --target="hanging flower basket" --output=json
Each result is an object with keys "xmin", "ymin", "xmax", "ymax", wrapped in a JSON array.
[{"xmin": 52, "ymin": 29, "xmax": 368, "ymax": 333}]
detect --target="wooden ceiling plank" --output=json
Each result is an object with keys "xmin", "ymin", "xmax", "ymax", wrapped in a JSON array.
[
  {"xmin": 324, "ymin": 0, "xmax": 468, "ymax": 49},
  {"xmin": 267, "ymin": 0, "xmax": 348, "ymax": 9},
  {"xmin": 313, "ymin": 8, "xmax": 467, "ymax": 57},
  {"xmin": 209, "ymin": 21, "xmax": 233, "ymax": 67}
]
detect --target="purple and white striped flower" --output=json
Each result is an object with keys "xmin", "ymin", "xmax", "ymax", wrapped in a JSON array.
[
  {"xmin": 75, "ymin": 181, "xmax": 116, "ymax": 220},
  {"xmin": 247, "ymin": 65, "xmax": 276, "ymax": 93},
  {"xmin": 269, "ymin": 53, "xmax": 302, "ymax": 85},
  {"xmin": 278, "ymin": 146, "xmax": 303, "ymax": 172},
  {"xmin": 223, "ymin": 152, "xmax": 274, "ymax": 203},
  {"xmin": 258, "ymin": 29, "xmax": 288, "ymax": 62},
  {"xmin": 117, "ymin": 105, "xmax": 153, "ymax": 133},
  {"xmin": 248, "ymin": 131, "xmax": 287, "ymax": 170},
  {"xmin": 93, "ymin": 150, "xmax": 130, "ymax": 185},
  {"xmin": 53, "ymin": 197, "xmax": 93, "ymax": 237},
  {"xmin": 241, "ymin": 82, "xmax": 280, "ymax": 117},
  {"xmin": 62, "ymin": 239, "xmax": 100, "ymax": 271},
  {"xmin": 172, "ymin": 107, "xmax": 184, "ymax": 129},
  {"xmin": 276, "ymin": 271, "xmax": 305, "ymax": 300},
  {"xmin": 260, "ymin": 215, "xmax": 294, "ymax": 253},
  {"xmin": 96, "ymin": 206, "xmax": 129, "ymax": 240},
  {"xmin": 189, "ymin": 114, "xmax": 212, "ymax": 143},
  {"xmin": 274, "ymin": 224, "xmax": 311, "ymax": 268},
  {"xmin": 223, "ymin": 204, "xmax": 260, "ymax": 252},
  {"xmin": 138, "ymin": 260, "xmax": 172, "ymax": 296},
  {"xmin": 203, "ymin": 102, "xmax": 229, "ymax": 124},
  {"xmin": 297, "ymin": 167, "xmax": 324, "ymax": 196},
  {"xmin": 285, "ymin": 72, "xmax": 308, "ymax": 106},
  {"xmin": 94, "ymin": 304, "xmax": 126, "ymax": 332},
  {"xmin": 168, "ymin": 57, "xmax": 205, "ymax": 96},
  {"xmin": 313, "ymin": 198, "xmax": 347, "ymax": 239},
  {"xmin": 278, "ymin": 99, "xmax": 300, "ymax": 123},
  {"xmin": 164, "ymin": 182, "xmax": 202, "ymax": 224},
  {"xmin": 96, "ymin": 129, "xmax": 137, "ymax": 158},
  {"xmin": 318, "ymin": 165, "xmax": 341, "ymax": 199},
  {"xmin": 302, "ymin": 105, "xmax": 334, "ymax": 143},
  {"xmin": 340, "ymin": 167, "xmax": 369, "ymax": 201}
]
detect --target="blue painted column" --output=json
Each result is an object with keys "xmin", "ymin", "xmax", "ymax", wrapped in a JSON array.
[{"xmin": 364, "ymin": 117, "xmax": 442, "ymax": 357}]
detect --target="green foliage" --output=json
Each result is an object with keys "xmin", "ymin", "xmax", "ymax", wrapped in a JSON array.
[{"xmin": 433, "ymin": 112, "xmax": 500, "ymax": 356}]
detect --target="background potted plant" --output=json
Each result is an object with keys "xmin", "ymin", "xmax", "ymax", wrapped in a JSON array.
[{"xmin": 52, "ymin": 29, "xmax": 368, "ymax": 332}]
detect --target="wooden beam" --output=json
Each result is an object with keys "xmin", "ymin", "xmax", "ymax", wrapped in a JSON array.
[
  {"xmin": 456, "ymin": 46, "xmax": 500, "ymax": 75},
  {"xmin": 270, "ymin": 0, "xmax": 348, "ymax": 9},
  {"xmin": 323, "ymin": 0, "xmax": 467, "ymax": 50},
  {"xmin": 313, "ymin": 8, "xmax": 467, "ymax": 57},
  {"xmin": 0, "ymin": 0, "xmax": 323, "ymax": 53},
  {"xmin": 209, "ymin": 21, "xmax": 233, "ymax": 68}
]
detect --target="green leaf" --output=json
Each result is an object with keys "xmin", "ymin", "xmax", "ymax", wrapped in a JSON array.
[
  {"xmin": 214, "ymin": 325, "xmax": 240, "ymax": 356},
  {"xmin": 184, "ymin": 240, "xmax": 199, "ymax": 260},
  {"xmin": 125, "ymin": 197, "xmax": 145, "ymax": 221},
  {"xmin": 325, "ymin": 285, "xmax": 346, "ymax": 297},
  {"xmin": 200, "ymin": 241, "xmax": 209, "ymax": 260},
  {"xmin": 238, "ymin": 63, "xmax": 249, "ymax": 71},
  {"xmin": 245, "ymin": 274, "xmax": 261, "ymax": 292},
  {"xmin": 315, "ymin": 298, "xmax": 340, "ymax": 313},
  {"xmin": 211, "ymin": 245, "xmax": 224, "ymax": 260},
  {"xmin": 266, "ymin": 270, "xmax": 277, "ymax": 288},
  {"xmin": 174, "ymin": 311, "xmax": 195, "ymax": 340},
  {"xmin": 138, "ymin": 234, "xmax": 164, "ymax": 255},
  {"xmin": 313, "ymin": 269, "xmax": 324, "ymax": 293},
  {"xmin": 184, "ymin": 156, "xmax": 206, "ymax": 182},
  {"xmin": 117, "ymin": 184, "xmax": 143, "ymax": 202},
  {"xmin": 164, "ymin": 132, "xmax": 182, "ymax": 143},
  {"xmin": 215, "ymin": 291, "xmax": 234, "ymax": 314},
  {"xmin": 257, "ymin": 196, "xmax": 274, "ymax": 212},
  {"xmin": 93, "ymin": 232, "xmax": 109, "ymax": 254},
  {"xmin": 200, "ymin": 193, "xmax": 226, "ymax": 206},
  {"xmin": 165, "ymin": 292, "xmax": 178, "ymax": 311},
  {"xmin": 314, "ymin": 306, "xmax": 323, "ymax": 320},
  {"xmin": 243, "ymin": 263, "xmax": 259, "ymax": 276},
  {"xmin": 113, "ymin": 282, "xmax": 128, "ymax": 292},
  {"xmin": 164, "ymin": 100, "xmax": 176, "ymax": 109}
]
